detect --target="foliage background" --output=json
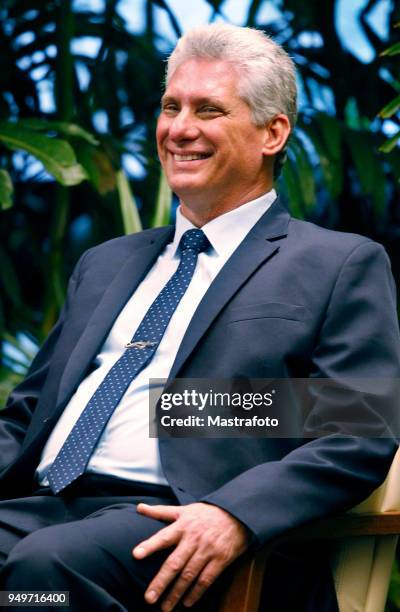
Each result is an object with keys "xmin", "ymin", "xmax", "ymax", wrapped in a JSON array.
[{"xmin": 0, "ymin": 0, "xmax": 399, "ymax": 606}]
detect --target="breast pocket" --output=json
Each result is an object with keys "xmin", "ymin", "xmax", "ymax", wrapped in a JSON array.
[{"xmin": 227, "ymin": 302, "xmax": 309, "ymax": 323}]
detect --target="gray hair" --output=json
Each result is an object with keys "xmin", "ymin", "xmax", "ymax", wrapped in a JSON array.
[{"xmin": 166, "ymin": 23, "xmax": 297, "ymax": 178}]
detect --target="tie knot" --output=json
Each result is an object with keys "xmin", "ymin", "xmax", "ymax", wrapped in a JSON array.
[{"xmin": 179, "ymin": 229, "xmax": 209, "ymax": 255}]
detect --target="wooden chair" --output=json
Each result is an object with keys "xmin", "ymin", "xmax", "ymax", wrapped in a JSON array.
[{"xmin": 219, "ymin": 448, "xmax": 400, "ymax": 612}]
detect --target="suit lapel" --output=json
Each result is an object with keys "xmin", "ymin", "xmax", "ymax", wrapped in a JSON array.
[
  {"xmin": 169, "ymin": 198, "xmax": 290, "ymax": 379},
  {"xmin": 55, "ymin": 227, "xmax": 174, "ymax": 410}
]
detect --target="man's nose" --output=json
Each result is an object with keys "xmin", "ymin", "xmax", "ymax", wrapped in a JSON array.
[{"xmin": 168, "ymin": 109, "xmax": 199, "ymax": 141}]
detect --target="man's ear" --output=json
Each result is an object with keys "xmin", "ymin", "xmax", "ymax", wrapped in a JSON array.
[{"xmin": 262, "ymin": 114, "xmax": 291, "ymax": 158}]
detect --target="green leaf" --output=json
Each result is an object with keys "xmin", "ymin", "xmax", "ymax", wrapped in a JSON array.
[
  {"xmin": 344, "ymin": 97, "xmax": 365, "ymax": 131},
  {"xmin": 116, "ymin": 169, "xmax": 142, "ymax": 234},
  {"xmin": 380, "ymin": 42, "xmax": 400, "ymax": 57},
  {"xmin": 152, "ymin": 170, "xmax": 172, "ymax": 227},
  {"xmin": 14, "ymin": 119, "xmax": 100, "ymax": 146},
  {"xmin": 302, "ymin": 121, "xmax": 343, "ymax": 198},
  {"xmin": 387, "ymin": 558, "xmax": 400, "ymax": 609},
  {"xmin": 312, "ymin": 114, "xmax": 344, "ymax": 197},
  {"xmin": 345, "ymin": 129, "xmax": 386, "ymax": 215},
  {"xmin": 0, "ymin": 169, "xmax": 13, "ymax": 210},
  {"xmin": 379, "ymin": 130, "xmax": 400, "ymax": 153},
  {"xmin": 0, "ymin": 125, "xmax": 88, "ymax": 186},
  {"xmin": 345, "ymin": 131, "xmax": 374, "ymax": 194},
  {"xmin": 75, "ymin": 142, "xmax": 117, "ymax": 195},
  {"xmin": 379, "ymin": 94, "xmax": 400, "ymax": 118},
  {"xmin": 55, "ymin": 163, "xmax": 88, "ymax": 185},
  {"xmin": 314, "ymin": 113, "xmax": 342, "ymax": 161},
  {"xmin": 0, "ymin": 366, "xmax": 25, "ymax": 409},
  {"xmin": 281, "ymin": 156, "xmax": 304, "ymax": 219},
  {"xmin": 289, "ymin": 137, "xmax": 316, "ymax": 212}
]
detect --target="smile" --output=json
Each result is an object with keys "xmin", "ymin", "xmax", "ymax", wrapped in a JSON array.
[{"xmin": 173, "ymin": 153, "xmax": 211, "ymax": 161}]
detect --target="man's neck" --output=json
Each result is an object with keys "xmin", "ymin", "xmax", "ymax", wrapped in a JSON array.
[{"xmin": 179, "ymin": 185, "xmax": 274, "ymax": 227}]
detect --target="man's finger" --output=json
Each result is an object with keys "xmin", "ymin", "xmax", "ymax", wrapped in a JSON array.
[
  {"xmin": 158, "ymin": 549, "xmax": 210, "ymax": 612},
  {"xmin": 136, "ymin": 503, "xmax": 181, "ymax": 522},
  {"xmin": 144, "ymin": 542, "xmax": 197, "ymax": 607},
  {"xmin": 133, "ymin": 524, "xmax": 179, "ymax": 559},
  {"xmin": 182, "ymin": 560, "xmax": 221, "ymax": 608}
]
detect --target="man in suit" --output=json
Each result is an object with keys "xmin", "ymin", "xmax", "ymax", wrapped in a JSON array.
[{"xmin": 0, "ymin": 23, "xmax": 399, "ymax": 612}]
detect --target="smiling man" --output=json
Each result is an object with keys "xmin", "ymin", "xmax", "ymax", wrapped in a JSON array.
[
  {"xmin": 156, "ymin": 57, "xmax": 289, "ymax": 224},
  {"xmin": 0, "ymin": 23, "xmax": 399, "ymax": 612}
]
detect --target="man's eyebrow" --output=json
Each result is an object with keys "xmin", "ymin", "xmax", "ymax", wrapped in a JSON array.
[
  {"xmin": 160, "ymin": 94, "xmax": 176, "ymax": 105},
  {"xmin": 160, "ymin": 94, "xmax": 226, "ymax": 107}
]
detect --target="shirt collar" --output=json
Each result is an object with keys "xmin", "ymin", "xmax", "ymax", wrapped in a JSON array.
[{"xmin": 171, "ymin": 189, "xmax": 277, "ymax": 259}]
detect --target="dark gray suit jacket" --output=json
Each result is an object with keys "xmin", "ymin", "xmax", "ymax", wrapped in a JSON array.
[{"xmin": 1, "ymin": 197, "xmax": 399, "ymax": 547}]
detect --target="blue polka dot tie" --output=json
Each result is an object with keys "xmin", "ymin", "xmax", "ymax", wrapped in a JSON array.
[{"xmin": 47, "ymin": 229, "xmax": 210, "ymax": 494}]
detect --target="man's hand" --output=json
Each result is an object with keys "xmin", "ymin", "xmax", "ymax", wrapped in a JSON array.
[{"xmin": 132, "ymin": 502, "xmax": 250, "ymax": 611}]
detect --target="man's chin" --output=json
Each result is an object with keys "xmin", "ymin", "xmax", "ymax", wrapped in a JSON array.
[{"xmin": 170, "ymin": 182, "xmax": 211, "ymax": 202}]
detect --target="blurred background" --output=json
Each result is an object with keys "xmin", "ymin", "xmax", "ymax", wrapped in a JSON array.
[{"xmin": 0, "ymin": 0, "xmax": 399, "ymax": 605}]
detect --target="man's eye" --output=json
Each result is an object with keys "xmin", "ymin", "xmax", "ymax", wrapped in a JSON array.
[
  {"xmin": 198, "ymin": 107, "xmax": 223, "ymax": 118},
  {"xmin": 162, "ymin": 104, "xmax": 178, "ymax": 113}
]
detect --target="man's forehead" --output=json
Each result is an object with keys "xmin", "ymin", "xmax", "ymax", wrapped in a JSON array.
[{"xmin": 162, "ymin": 59, "xmax": 239, "ymax": 100}]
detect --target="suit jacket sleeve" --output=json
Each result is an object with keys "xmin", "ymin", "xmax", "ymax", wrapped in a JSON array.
[
  {"xmin": 202, "ymin": 240, "xmax": 400, "ymax": 546},
  {"xmin": 0, "ymin": 251, "xmax": 87, "ymax": 473}
]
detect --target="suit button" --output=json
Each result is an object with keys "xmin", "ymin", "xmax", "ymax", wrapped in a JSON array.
[{"xmin": 43, "ymin": 418, "xmax": 50, "ymax": 423}]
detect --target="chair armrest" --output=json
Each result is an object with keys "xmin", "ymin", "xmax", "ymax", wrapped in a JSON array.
[
  {"xmin": 218, "ymin": 512, "xmax": 400, "ymax": 612},
  {"xmin": 283, "ymin": 511, "xmax": 400, "ymax": 540}
]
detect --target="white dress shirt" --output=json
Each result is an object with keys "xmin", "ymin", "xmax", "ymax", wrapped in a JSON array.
[{"xmin": 36, "ymin": 190, "xmax": 277, "ymax": 486}]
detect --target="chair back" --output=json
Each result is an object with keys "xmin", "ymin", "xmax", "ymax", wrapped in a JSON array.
[{"xmin": 330, "ymin": 446, "xmax": 400, "ymax": 612}]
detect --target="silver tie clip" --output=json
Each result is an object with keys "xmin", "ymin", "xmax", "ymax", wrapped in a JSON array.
[{"xmin": 125, "ymin": 340, "xmax": 157, "ymax": 349}]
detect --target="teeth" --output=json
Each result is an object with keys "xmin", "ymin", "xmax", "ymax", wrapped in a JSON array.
[{"xmin": 174, "ymin": 153, "xmax": 209, "ymax": 161}]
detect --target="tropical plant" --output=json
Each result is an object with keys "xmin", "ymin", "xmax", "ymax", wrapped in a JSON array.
[{"xmin": 0, "ymin": 0, "xmax": 174, "ymax": 390}]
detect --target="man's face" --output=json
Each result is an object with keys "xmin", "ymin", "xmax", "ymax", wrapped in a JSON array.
[{"xmin": 156, "ymin": 58, "xmax": 273, "ymax": 213}]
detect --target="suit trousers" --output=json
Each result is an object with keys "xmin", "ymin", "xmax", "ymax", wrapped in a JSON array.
[
  {"xmin": 0, "ymin": 474, "xmax": 338, "ymax": 612},
  {"xmin": 0, "ymin": 474, "xmax": 221, "ymax": 612}
]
